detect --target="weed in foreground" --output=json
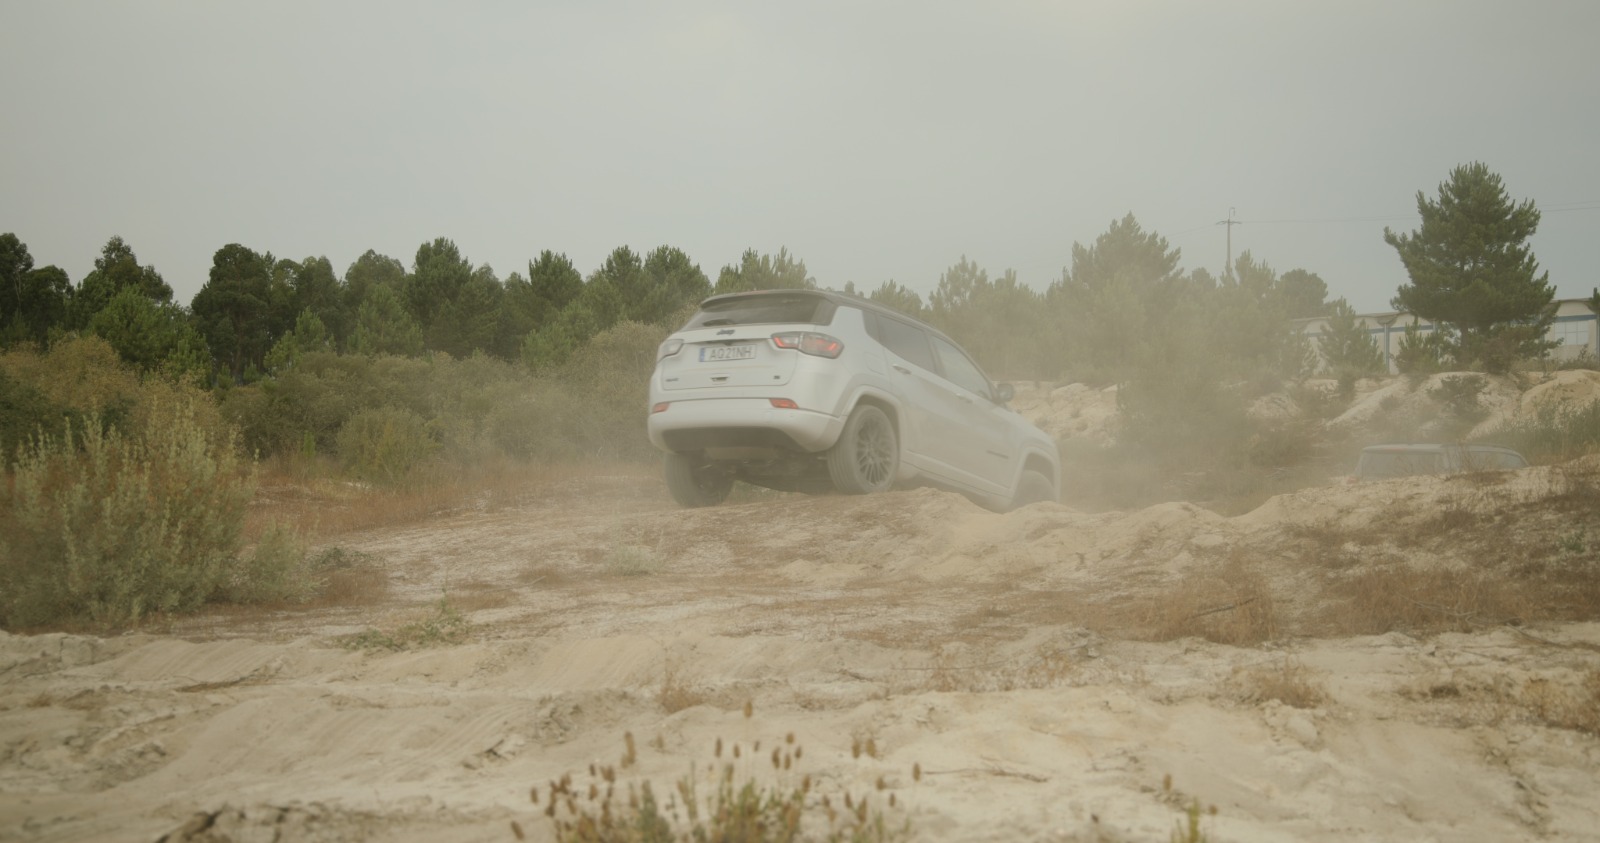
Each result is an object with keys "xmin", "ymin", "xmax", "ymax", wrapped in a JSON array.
[
  {"xmin": 518, "ymin": 729, "xmax": 912, "ymax": 843},
  {"xmin": 1161, "ymin": 775, "xmax": 1218, "ymax": 843},
  {"xmin": 340, "ymin": 598, "xmax": 469, "ymax": 651},
  {"xmin": 605, "ymin": 544, "xmax": 659, "ymax": 577}
]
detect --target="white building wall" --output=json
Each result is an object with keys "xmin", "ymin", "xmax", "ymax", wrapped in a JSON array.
[{"xmin": 1298, "ymin": 299, "xmax": 1599, "ymax": 374}]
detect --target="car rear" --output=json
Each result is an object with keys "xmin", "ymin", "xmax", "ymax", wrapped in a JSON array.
[{"xmin": 648, "ymin": 291, "xmax": 873, "ymax": 456}]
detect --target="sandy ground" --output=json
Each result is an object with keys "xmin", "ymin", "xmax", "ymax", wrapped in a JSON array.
[{"xmin": 3, "ymin": 455, "xmax": 1599, "ymax": 843}]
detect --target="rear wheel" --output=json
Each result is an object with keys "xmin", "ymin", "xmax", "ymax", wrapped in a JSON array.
[
  {"xmin": 663, "ymin": 452, "xmax": 734, "ymax": 507},
  {"xmin": 1008, "ymin": 469, "xmax": 1056, "ymax": 511},
  {"xmin": 827, "ymin": 405, "xmax": 898, "ymax": 494}
]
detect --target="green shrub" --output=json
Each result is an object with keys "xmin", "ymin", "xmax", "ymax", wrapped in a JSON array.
[
  {"xmin": 0, "ymin": 337, "xmax": 139, "ymax": 457},
  {"xmin": 340, "ymin": 598, "xmax": 468, "ymax": 651},
  {"xmin": 1429, "ymin": 374, "xmax": 1488, "ymax": 423},
  {"xmin": 0, "ymin": 397, "xmax": 258, "ymax": 628},
  {"xmin": 336, "ymin": 405, "xmax": 436, "ymax": 483},
  {"xmin": 1486, "ymin": 399, "xmax": 1600, "ymax": 462},
  {"xmin": 222, "ymin": 520, "xmax": 319, "ymax": 605},
  {"xmin": 1556, "ymin": 350, "xmax": 1600, "ymax": 372}
]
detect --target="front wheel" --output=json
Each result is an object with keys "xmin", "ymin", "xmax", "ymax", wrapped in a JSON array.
[
  {"xmin": 1007, "ymin": 469, "xmax": 1056, "ymax": 511},
  {"xmin": 663, "ymin": 452, "xmax": 734, "ymax": 507},
  {"xmin": 827, "ymin": 405, "xmax": 898, "ymax": 494}
]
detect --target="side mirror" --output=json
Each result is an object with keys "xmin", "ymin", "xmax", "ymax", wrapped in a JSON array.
[{"xmin": 994, "ymin": 382, "xmax": 1015, "ymax": 404}]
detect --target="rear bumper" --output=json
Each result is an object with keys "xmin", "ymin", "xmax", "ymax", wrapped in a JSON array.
[{"xmin": 648, "ymin": 398, "xmax": 843, "ymax": 453}]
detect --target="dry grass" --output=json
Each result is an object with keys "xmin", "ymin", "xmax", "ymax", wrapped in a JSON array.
[
  {"xmin": 1403, "ymin": 668, "xmax": 1600, "ymax": 736},
  {"xmin": 657, "ymin": 659, "xmax": 711, "ymax": 714},
  {"xmin": 920, "ymin": 642, "xmax": 1075, "ymax": 693},
  {"xmin": 1232, "ymin": 658, "xmax": 1327, "ymax": 709},
  {"xmin": 1097, "ymin": 557, "xmax": 1280, "ymax": 646},
  {"xmin": 306, "ymin": 547, "xmax": 389, "ymax": 606},
  {"xmin": 1331, "ymin": 565, "xmax": 1536, "ymax": 635},
  {"xmin": 339, "ymin": 598, "xmax": 470, "ymax": 651},
  {"xmin": 249, "ymin": 458, "xmax": 661, "ymax": 539},
  {"xmin": 1521, "ymin": 670, "xmax": 1600, "ymax": 735},
  {"xmin": 525, "ymin": 730, "xmax": 911, "ymax": 843}
]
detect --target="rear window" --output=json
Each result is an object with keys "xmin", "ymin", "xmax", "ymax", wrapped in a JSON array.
[{"xmin": 683, "ymin": 294, "xmax": 835, "ymax": 329}]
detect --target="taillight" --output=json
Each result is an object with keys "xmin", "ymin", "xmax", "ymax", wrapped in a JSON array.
[
  {"xmin": 651, "ymin": 402, "xmax": 670, "ymax": 414},
  {"xmin": 657, "ymin": 338, "xmax": 683, "ymax": 360},
  {"xmin": 771, "ymin": 331, "xmax": 843, "ymax": 358},
  {"xmin": 769, "ymin": 398, "xmax": 798, "ymax": 409}
]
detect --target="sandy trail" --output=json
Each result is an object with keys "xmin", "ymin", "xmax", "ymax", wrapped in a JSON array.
[{"xmin": 2, "ymin": 464, "xmax": 1598, "ymax": 842}]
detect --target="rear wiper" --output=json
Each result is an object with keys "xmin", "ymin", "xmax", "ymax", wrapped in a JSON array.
[{"xmin": 700, "ymin": 318, "xmax": 737, "ymax": 326}]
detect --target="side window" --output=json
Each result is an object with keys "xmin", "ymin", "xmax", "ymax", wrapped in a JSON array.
[
  {"xmin": 860, "ymin": 310, "xmax": 881, "ymax": 343},
  {"xmin": 930, "ymin": 336, "xmax": 993, "ymax": 399},
  {"xmin": 877, "ymin": 317, "xmax": 938, "ymax": 372}
]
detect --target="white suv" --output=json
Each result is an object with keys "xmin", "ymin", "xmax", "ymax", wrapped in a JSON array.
[{"xmin": 647, "ymin": 289, "xmax": 1060, "ymax": 509}]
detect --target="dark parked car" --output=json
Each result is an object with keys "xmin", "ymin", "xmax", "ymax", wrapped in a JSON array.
[{"xmin": 1351, "ymin": 443, "xmax": 1529, "ymax": 481}]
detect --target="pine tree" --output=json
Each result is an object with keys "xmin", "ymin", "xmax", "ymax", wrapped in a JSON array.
[
  {"xmin": 350, "ymin": 286, "xmax": 424, "ymax": 357},
  {"xmin": 1385, "ymin": 162, "xmax": 1556, "ymax": 373},
  {"xmin": 1318, "ymin": 298, "xmax": 1384, "ymax": 380}
]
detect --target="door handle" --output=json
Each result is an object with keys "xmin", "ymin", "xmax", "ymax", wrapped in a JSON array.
[{"xmin": 892, "ymin": 364, "xmax": 911, "ymax": 374}]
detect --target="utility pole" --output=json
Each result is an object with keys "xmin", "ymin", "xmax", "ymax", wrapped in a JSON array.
[{"xmin": 1216, "ymin": 207, "xmax": 1240, "ymax": 280}]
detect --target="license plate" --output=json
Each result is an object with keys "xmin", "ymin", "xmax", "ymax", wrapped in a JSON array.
[{"xmin": 699, "ymin": 344, "xmax": 756, "ymax": 362}]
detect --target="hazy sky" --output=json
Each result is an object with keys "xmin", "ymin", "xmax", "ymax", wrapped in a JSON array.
[{"xmin": 3, "ymin": 1, "xmax": 1596, "ymax": 313}]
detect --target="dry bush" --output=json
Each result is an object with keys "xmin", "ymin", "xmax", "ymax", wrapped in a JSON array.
[
  {"xmin": 1318, "ymin": 554, "xmax": 1600, "ymax": 637},
  {"xmin": 1232, "ymin": 658, "xmax": 1326, "ymax": 709},
  {"xmin": 1115, "ymin": 558, "xmax": 1280, "ymax": 646},
  {"xmin": 1334, "ymin": 566, "xmax": 1520, "ymax": 635},
  {"xmin": 1521, "ymin": 670, "xmax": 1600, "ymax": 735},
  {"xmin": 657, "ymin": 660, "xmax": 710, "ymax": 714},
  {"xmin": 311, "ymin": 548, "xmax": 389, "ymax": 606}
]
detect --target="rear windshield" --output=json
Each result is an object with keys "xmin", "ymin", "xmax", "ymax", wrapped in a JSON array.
[
  {"xmin": 683, "ymin": 294, "xmax": 835, "ymax": 329},
  {"xmin": 1357, "ymin": 450, "xmax": 1445, "ymax": 479}
]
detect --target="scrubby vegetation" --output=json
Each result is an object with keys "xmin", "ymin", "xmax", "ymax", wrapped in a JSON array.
[
  {"xmin": 0, "ymin": 373, "xmax": 311, "ymax": 628},
  {"xmin": 0, "ymin": 319, "xmax": 667, "ymax": 630}
]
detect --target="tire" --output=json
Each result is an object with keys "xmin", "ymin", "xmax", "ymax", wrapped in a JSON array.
[
  {"xmin": 1008, "ymin": 469, "xmax": 1056, "ymax": 511},
  {"xmin": 663, "ymin": 452, "xmax": 734, "ymax": 507},
  {"xmin": 827, "ymin": 404, "xmax": 899, "ymax": 494}
]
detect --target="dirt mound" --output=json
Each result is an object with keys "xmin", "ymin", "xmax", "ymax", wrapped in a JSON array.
[{"xmin": 1471, "ymin": 369, "xmax": 1600, "ymax": 437}]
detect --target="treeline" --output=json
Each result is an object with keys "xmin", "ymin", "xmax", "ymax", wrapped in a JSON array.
[
  {"xmin": 0, "ymin": 216, "xmax": 1341, "ymax": 388},
  {"xmin": 0, "ymin": 233, "xmax": 822, "ymax": 384},
  {"xmin": 0, "ymin": 215, "xmax": 1371, "ymax": 477}
]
